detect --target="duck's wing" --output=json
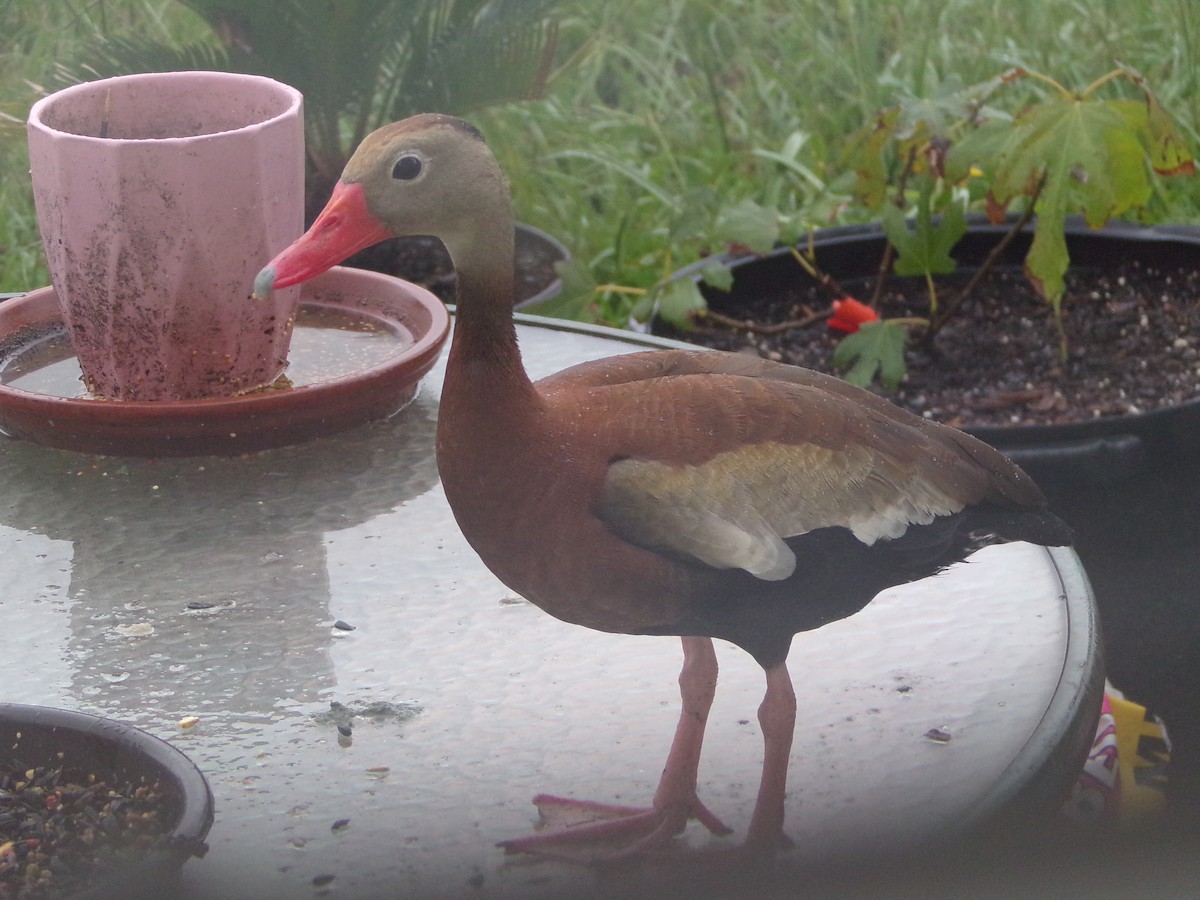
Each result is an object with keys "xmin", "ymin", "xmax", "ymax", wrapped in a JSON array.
[{"xmin": 548, "ymin": 350, "xmax": 1061, "ymax": 581}]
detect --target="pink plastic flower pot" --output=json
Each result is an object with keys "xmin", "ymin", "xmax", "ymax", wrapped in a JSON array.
[{"xmin": 27, "ymin": 71, "xmax": 304, "ymax": 401}]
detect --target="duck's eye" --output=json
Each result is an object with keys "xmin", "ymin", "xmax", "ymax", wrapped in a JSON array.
[{"xmin": 392, "ymin": 155, "xmax": 423, "ymax": 181}]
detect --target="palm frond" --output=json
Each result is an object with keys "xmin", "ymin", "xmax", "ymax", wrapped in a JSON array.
[
  {"xmin": 408, "ymin": 18, "xmax": 559, "ymax": 116},
  {"xmin": 383, "ymin": 0, "xmax": 561, "ymax": 121},
  {"xmin": 56, "ymin": 35, "xmax": 229, "ymax": 87}
]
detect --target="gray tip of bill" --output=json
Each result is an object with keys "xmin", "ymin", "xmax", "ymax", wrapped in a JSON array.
[{"xmin": 252, "ymin": 267, "xmax": 276, "ymax": 300}]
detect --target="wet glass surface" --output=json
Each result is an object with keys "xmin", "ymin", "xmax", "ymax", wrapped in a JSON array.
[{"xmin": 0, "ymin": 320, "xmax": 1093, "ymax": 898}]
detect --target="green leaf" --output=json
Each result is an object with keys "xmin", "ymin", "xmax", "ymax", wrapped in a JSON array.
[
  {"xmin": 713, "ymin": 199, "xmax": 779, "ymax": 254},
  {"xmin": 1024, "ymin": 203, "xmax": 1068, "ymax": 310},
  {"xmin": 945, "ymin": 118, "xmax": 1014, "ymax": 184},
  {"xmin": 520, "ymin": 258, "xmax": 595, "ymax": 320},
  {"xmin": 954, "ymin": 94, "xmax": 1162, "ymax": 305},
  {"xmin": 841, "ymin": 107, "xmax": 900, "ymax": 210},
  {"xmin": 986, "ymin": 98, "xmax": 1152, "ymax": 224},
  {"xmin": 881, "ymin": 176, "xmax": 965, "ymax": 279},
  {"xmin": 655, "ymin": 279, "xmax": 708, "ymax": 329},
  {"xmin": 943, "ymin": 70, "xmax": 1196, "ymax": 308},
  {"xmin": 628, "ymin": 291, "xmax": 656, "ymax": 323},
  {"xmin": 751, "ymin": 130, "xmax": 826, "ymax": 191},
  {"xmin": 698, "ymin": 261, "xmax": 734, "ymax": 292},
  {"xmin": 670, "ymin": 187, "xmax": 721, "ymax": 244},
  {"xmin": 880, "ymin": 203, "xmax": 915, "ymax": 261},
  {"xmin": 1110, "ymin": 98, "xmax": 1198, "ymax": 177},
  {"xmin": 894, "ymin": 72, "xmax": 1012, "ymax": 144},
  {"xmin": 832, "ymin": 320, "xmax": 909, "ymax": 390},
  {"xmin": 846, "ymin": 74, "xmax": 1012, "ymax": 213}
]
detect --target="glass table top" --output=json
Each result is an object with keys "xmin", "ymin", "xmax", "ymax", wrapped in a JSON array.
[{"xmin": 0, "ymin": 316, "xmax": 1099, "ymax": 898}]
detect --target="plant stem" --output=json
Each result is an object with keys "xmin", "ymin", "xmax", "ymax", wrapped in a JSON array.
[
  {"xmin": 869, "ymin": 242, "xmax": 896, "ymax": 306},
  {"xmin": 699, "ymin": 307, "xmax": 828, "ymax": 335},
  {"xmin": 926, "ymin": 175, "xmax": 1046, "ymax": 340},
  {"xmin": 594, "ymin": 284, "xmax": 647, "ymax": 296},
  {"xmin": 788, "ymin": 247, "xmax": 852, "ymax": 302},
  {"xmin": 1017, "ymin": 68, "xmax": 1073, "ymax": 99},
  {"xmin": 1055, "ymin": 308, "xmax": 1069, "ymax": 362},
  {"xmin": 99, "ymin": 88, "xmax": 111, "ymax": 139},
  {"xmin": 1081, "ymin": 67, "xmax": 1131, "ymax": 99},
  {"xmin": 870, "ymin": 144, "xmax": 917, "ymax": 305}
]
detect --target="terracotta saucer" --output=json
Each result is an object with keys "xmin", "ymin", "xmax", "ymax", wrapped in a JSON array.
[{"xmin": 0, "ymin": 267, "xmax": 449, "ymax": 457}]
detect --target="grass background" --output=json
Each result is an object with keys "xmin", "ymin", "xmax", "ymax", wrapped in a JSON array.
[{"xmin": 2, "ymin": 0, "xmax": 1198, "ymax": 318}]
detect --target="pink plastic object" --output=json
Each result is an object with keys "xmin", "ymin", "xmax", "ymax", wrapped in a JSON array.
[
  {"xmin": 0, "ymin": 267, "xmax": 451, "ymax": 457},
  {"xmin": 27, "ymin": 71, "xmax": 304, "ymax": 401}
]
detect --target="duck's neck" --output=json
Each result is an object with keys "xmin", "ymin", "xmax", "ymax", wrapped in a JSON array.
[{"xmin": 440, "ymin": 217, "xmax": 540, "ymax": 425}]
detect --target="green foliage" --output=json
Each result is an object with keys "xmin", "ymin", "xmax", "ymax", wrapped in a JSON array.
[
  {"xmin": 654, "ymin": 278, "xmax": 708, "ymax": 329},
  {"xmin": 832, "ymin": 320, "xmax": 909, "ymax": 390},
  {"xmin": 485, "ymin": 2, "xmax": 1200, "ymax": 332},
  {"xmin": 646, "ymin": 198, "xmax": 776, "ymax": 329},
  {"xmin": 844, "ymin": 74, "xmax": 1008, "ymax": 212},
  {"xmin": 476, "ymin": 0, "xmax": 847, "ymax": 326},
  {"xmin": 713, "ymin": 199, "xmax": 780, "ymax": 255},
  {"xmin": 946, "ymin": 66, "xmax": 1195, "ymax": 309},
  {"xmin": 697, "ymin": 260, "xmax": 734, "ymax": 292},
  {"xmin": 835, "ymin": 63, "xmax": 1195, "ymax": 388},
  {"xmin": 4, "ymin": 0, "xmax": 1200, "ymax": 300},
  {"xmin": 880, "ymin": 175, "xmax": 967, "ymax": 284}
]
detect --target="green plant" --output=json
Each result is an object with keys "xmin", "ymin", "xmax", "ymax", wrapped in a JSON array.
[
  {"xmin": 6, "ymin": 1, "xmax": 1200, "ymax": 299},
  {"xmin": 830, "ymin": 64, "xmax": 1196, "ymax": 389},
  {"xmin": 65, "ymin": 0, "xmax": 563, "ymax": 219},
  {"xmin": 475, "ymin": 0, "xmax": 849, "ymax": 326},
  {"xmin": 482, "ymin": 1, "xmax": 1200, "ymax": 334}
]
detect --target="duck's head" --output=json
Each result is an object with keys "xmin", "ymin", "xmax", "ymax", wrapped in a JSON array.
[{"xmin": 255, "ymin": 113, "xmax": 510, "ymax": 297}]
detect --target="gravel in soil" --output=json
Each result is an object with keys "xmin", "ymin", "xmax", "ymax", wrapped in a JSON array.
[
  {"xmin": 0, "ymin": 761, "xmax": 173, "ymax": 898},
  {"xmin": 656, "ymin": 259, "xmax": 1200, "ymax": 429}
]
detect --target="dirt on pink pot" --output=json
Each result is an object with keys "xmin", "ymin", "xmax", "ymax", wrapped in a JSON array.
[{"xmin": 27, "ymin": 71, "xmax": 304, "ymax": 401}]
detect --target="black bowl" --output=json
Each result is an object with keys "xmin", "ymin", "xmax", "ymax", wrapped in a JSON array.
[{"xmin": 0, "ymin": 703, "xmax": 214, "ymax": 899}]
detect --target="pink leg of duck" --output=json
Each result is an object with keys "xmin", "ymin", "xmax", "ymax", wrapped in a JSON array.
[
  {"xmin": 499, "ymin": 636, "xmax": 733, "ymax": 858},
  {"xmin": 745, "ymin": 661, "xmax": 797, "ymax": 851}
]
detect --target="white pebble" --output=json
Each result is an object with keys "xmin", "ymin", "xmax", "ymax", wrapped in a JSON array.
[{"xmin": 112, "ymin": 623, "xmax": 154, "ymax": 637}]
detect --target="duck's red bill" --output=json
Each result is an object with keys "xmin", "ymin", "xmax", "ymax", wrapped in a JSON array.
[{"xmin": 256, "ymin": 181, "xmax": 392, "ymax": 294}]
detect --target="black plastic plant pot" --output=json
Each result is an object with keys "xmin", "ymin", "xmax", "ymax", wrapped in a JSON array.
[
  {"xmin": 342, "ymin": 221, "xmax": 570, "ymax": 309},
  {"xmin": 664, "ymin": 219, "xmax": 1200, "ymax": 807},
  {"xmin": 0, "ymin": 703, "xmax": 214, "ymax": 899},
  {"xmin": 512, "ymin": 223, "xmax": 571, "ymax": 310}
]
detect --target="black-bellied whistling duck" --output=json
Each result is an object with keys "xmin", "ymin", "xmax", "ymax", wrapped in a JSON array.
[{"xmin": 255, "ymin": 114, "xmax": 1072, "ymax": 859}]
